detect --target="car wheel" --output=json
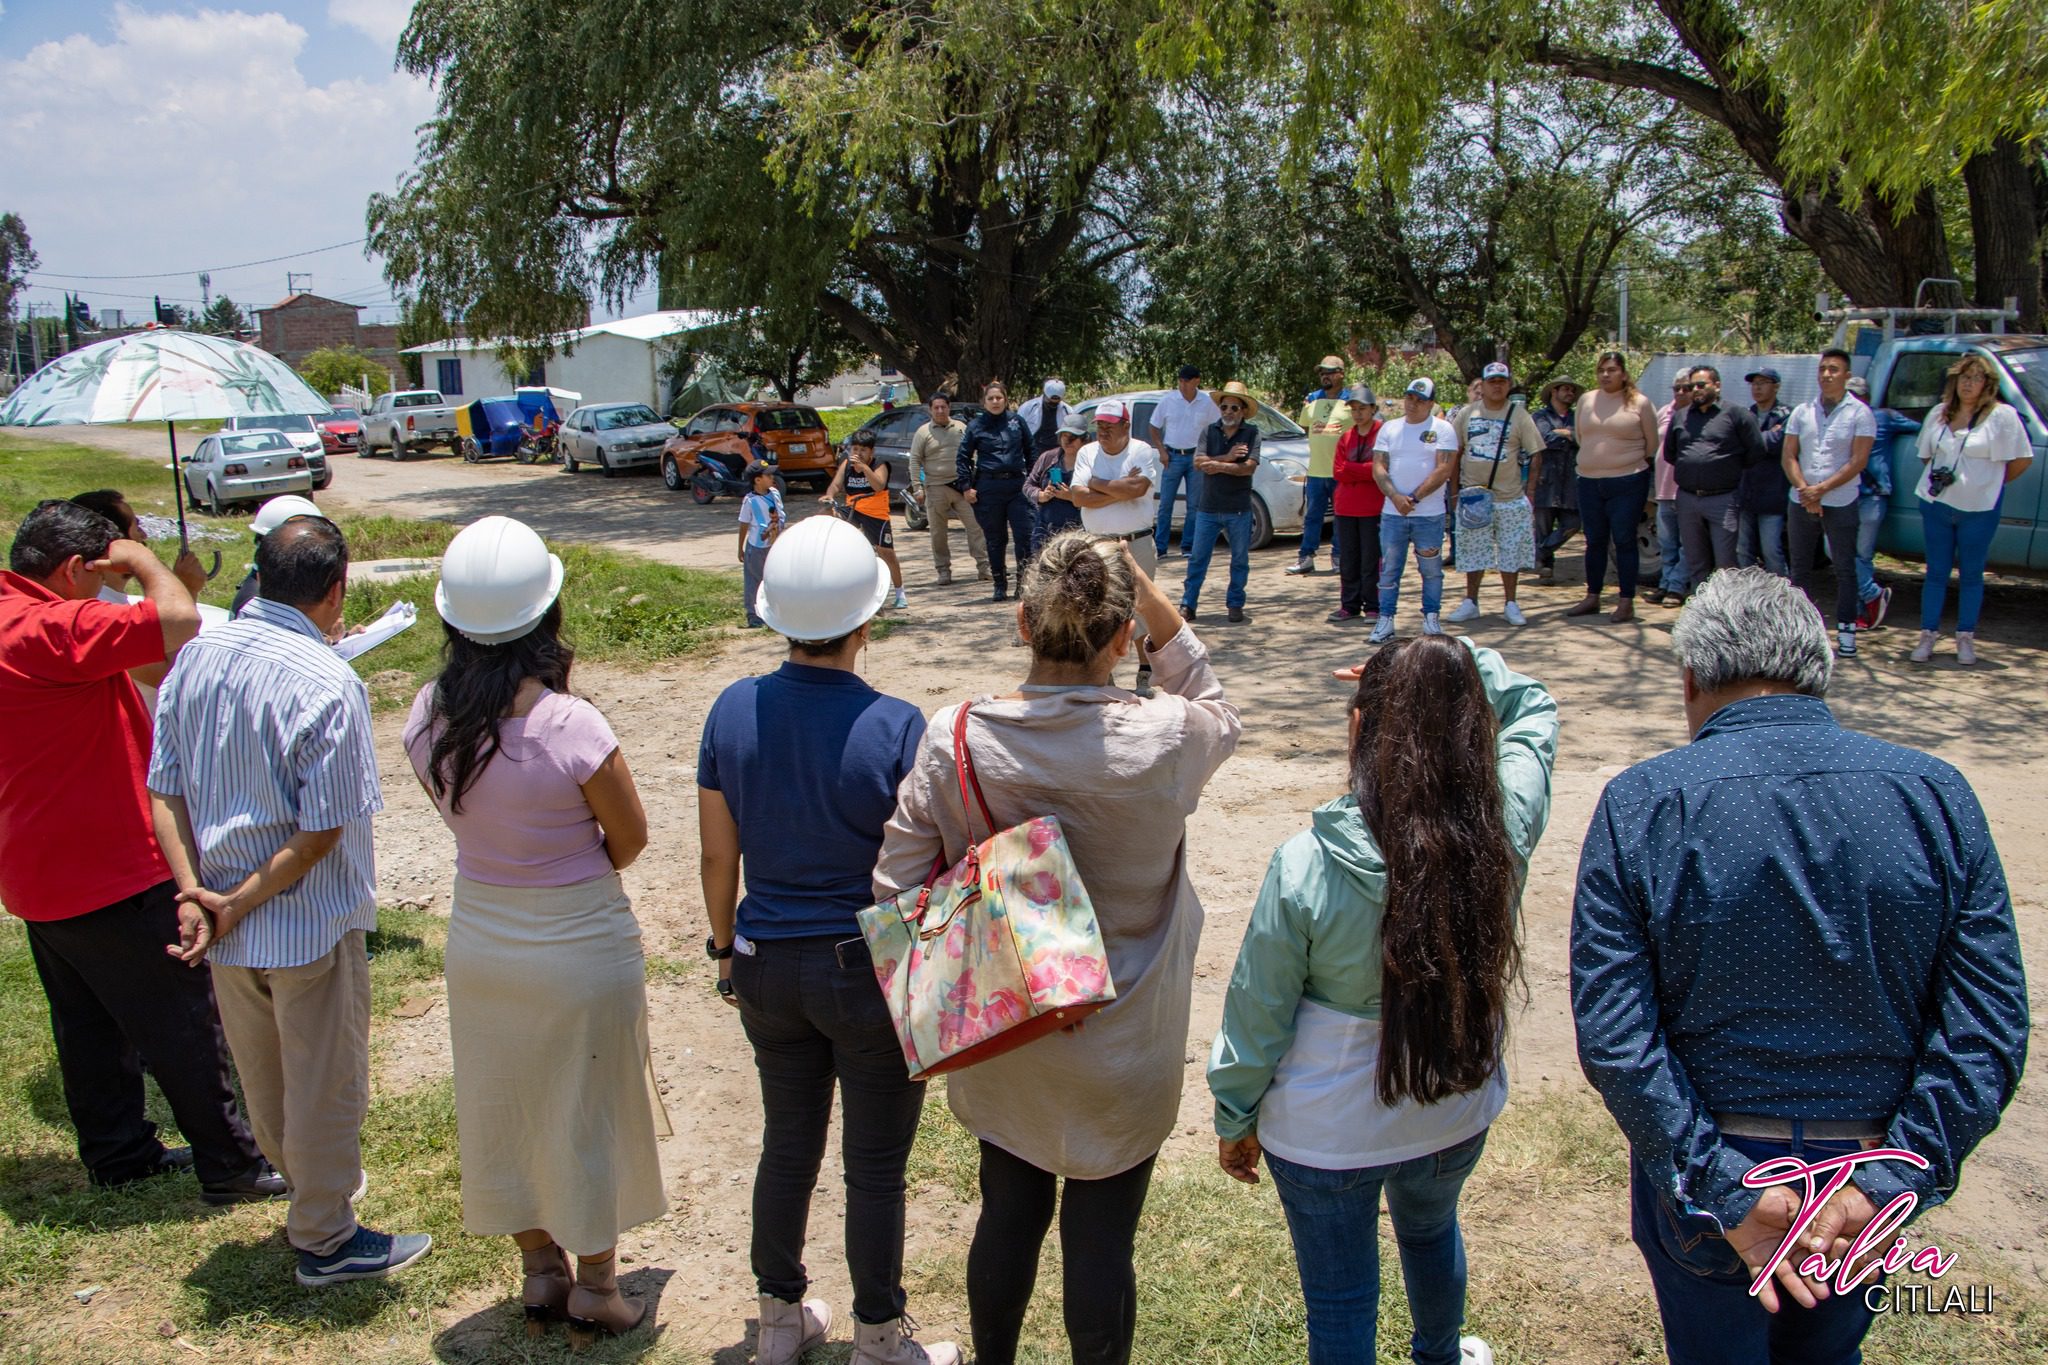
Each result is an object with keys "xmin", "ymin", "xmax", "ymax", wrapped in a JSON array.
[
  {"xmin": 564, "ymin": 446, "xmax": 579, "ymax": 473},
  {"xmin": 1250, "ymin": 494, "xmax": 1274, "ymax": 551},
  {"xmin": 691, "ymin": 469, "xmax": 720, "ymax": 505},
  {"xmin": 661, "ymin": 456, "xmax": 684, "ymax": 491},
  {"xmin": 600, "ymin": 450, "xmax": 618, "ymax": 478},
  {"xmin": 392, "ymin": 434, "xmax": 408, "ymax": 462},
  {"xmin": 204, "ymin": 481, "xmax": 225, "ymax": 517},
  {"xmin": 460, "ymin": 437, "xmax": 481, "ymax": 463}
]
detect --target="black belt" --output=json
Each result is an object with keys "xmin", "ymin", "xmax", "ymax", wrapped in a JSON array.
[
  {"xmin": 977, "ymin": 472, "xmax": 1026, "ymax": 482},
  {"xmin": 1715, "ymin": 1113, "xmax": 1884, "ymax": 1141},
  {"xmin": 1167, "ymin": 445, "xmax": 1196, "ymax": 455}
]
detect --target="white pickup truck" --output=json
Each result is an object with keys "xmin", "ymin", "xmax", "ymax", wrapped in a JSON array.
[{"xmin": 362, "ymin": 389, "xmax": 459, "ymax": 459}]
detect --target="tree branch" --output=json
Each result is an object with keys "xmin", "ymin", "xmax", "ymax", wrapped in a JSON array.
[{"xmin": 1525, "ymin": 38, "xmax": 1729, "ymax": 127}]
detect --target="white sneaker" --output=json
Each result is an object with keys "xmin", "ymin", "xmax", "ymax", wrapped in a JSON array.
[
  {"xmin": 1446, "ymin": 598, "xmax": 1481, "ymax": 623},
  {"xmin": 1421, "ymin": 612, "xmax": 1443, "ymax": 635},
  {"xmin": 1367, "ymin": 618, "xmax": 1396, "ymax": 644},
  {"xmin": 891, "ymin": 587, "xmax": 908, "ymax": 609},
  {"xmin": 1503, "ymin": 601, "xmax": 1528, "ymax": 627},
  {"xmin": 1461, "ymin": 1337, "xmax": 1495, "ymax": 1365},
  {"xmin": 1911, "ymin": 630, "xmax": 1936, "ymax": 663},
  {"xmin": 1955, "ymin": 631, "xmax": 1976, "ymax": 665}
]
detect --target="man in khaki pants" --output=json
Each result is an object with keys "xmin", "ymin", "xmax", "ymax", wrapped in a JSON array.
[
  {"xmin": 149, "ymin": 518, "xmax": 431, "ymax": 1286},
  {"xmin": 907, "ymin": 392, "xmax": 989, "ymax": 584}
]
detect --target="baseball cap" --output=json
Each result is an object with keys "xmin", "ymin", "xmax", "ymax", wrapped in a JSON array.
[
  {"xmin": 1744, "ymin": 367, "xmax": 1782, "ymax": 383},
  {"xmin": 1345, "ymin": 385, "xmax": 1378, "ymax": 407},
  {"xmin": 1317, "ymin": 354, "xmax": 1346, "ymax": 372},
  {"xmin": 1176, "ymin": 363, "xmax": 1202, "ymax": 381},
  {"xmin": 1057, "ymin": 413, "xmax": 1089, "ymax": 437},
  {"xmin": 1405, "ymin": 377, "xmax": 1436, "ymax": 400},
  {"xmin": 744, "ymin": 460, "xmax": 776, "ymax": 482},
  {"xmin": 1044, "ymin": 379, "xmax": 1066, "ymax": 398},
  {"xmin": 1481, "ymin": 361, "xmax": 1511, "ymax": 381},
  {"xmin": 1094, "ymin": 400, "xmax": 1129, "ymax": 424}
]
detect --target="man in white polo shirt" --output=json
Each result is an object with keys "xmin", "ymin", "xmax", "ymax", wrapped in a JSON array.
[
  {"xmin": 1782, "ymin": 347, "xmax": 1875, "ymax": 657},
  {"xmin": 1369, "ymin": 377, "xmax": 1459, "ymax": 643},
  {"xmin": 1069, "ymin": 400, "xmax": 1164, "ymax": 694},
  {"xmin": 1148, "ymin": 365, "xmax": 1222, "ymax": 559}
]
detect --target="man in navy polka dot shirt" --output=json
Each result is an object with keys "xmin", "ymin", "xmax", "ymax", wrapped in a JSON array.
[{"xmin": 1571, "ymin": 568, "xmax": 2027, "ymax": 1363}]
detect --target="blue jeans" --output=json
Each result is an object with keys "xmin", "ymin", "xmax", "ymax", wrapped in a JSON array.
[
  {"xmin": 1630, "ymin": 1133, "xmax": 1879, "ymax": 1365},
  {"xmin": 1153, "ymin": 450, "xmax": 1203, "ymax": 556},
  {"xmin": 1736, "ymin": 508, "xmax": 1788, "ymax": 577},
  {"xmin": 1182, "ymin": 508, "xmax": 1253, "ymax": 612},
  {"xmin": 1918, "ymin": 497, "xmax": 2000, "ymax": 631},
  {"xmin": 1379, "ymin": 514, "xmax": 1445, "ymax": 617},
  {"xmin": 1577, "ymin": 470, "xmax": 1649, "ymax": 597},
  {"xmin": 1854, "ymin": 493, "xmax": 1884, "ymax": 605},
  {"xmin": 1656, "ymin": 499, "xmax": 1690, "ymax": 595},
  {"xmin": 1299, "ymin": 475, "xmax": 1336, "ymax": 562},
  {"xmin": 1268, "ymin": 1131, "xmax": 1488, "ymax": 1365}
]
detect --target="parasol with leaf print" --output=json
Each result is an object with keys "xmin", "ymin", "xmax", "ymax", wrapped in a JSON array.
[{"xmin": 0, "ymin": 328, "xmax": 330, "ymax": 567}]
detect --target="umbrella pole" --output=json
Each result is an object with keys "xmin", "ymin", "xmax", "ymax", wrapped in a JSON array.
[{"xmin": 167, "ymin": 420, "xmax": 188, "ymax": 553}]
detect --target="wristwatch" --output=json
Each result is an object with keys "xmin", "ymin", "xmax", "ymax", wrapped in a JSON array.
[{"xmin": 705, "ymin": 935, "xmax": 733, "ymax": 961}]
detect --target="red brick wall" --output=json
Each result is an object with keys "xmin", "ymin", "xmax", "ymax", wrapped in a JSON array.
[{"xmin": 257, "ymin": 297, "xmax": 363, "ymax": 370}]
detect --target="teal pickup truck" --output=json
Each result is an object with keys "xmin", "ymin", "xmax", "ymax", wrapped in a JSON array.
[{"xmin": 1863, "ymin": 335, "xmax": 2048, "ymax": 572}]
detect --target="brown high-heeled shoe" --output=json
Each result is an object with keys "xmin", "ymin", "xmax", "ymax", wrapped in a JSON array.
[
  {"xmin": 1564, "ymin": 595, "xmax": 1601, "ymax": 617},
  {"xmin": 1609, "ymin": 597, "xmax": 1635, "ymax": 623},
  {"xmin": 565, "ymin": 1253, "xmax": 648, "ymax": 1346},
  {"xmin": 521, "ymin": 1241, "xmax": 572, "ymax": 1335}
]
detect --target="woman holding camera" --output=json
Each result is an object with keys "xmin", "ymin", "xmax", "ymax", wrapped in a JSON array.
[
  {"xmin": 1208, "ymin": 636, "xmax": 1557, "ymax": 1365},
  {"xmin": 1912, "ymin": 353, "xmax": 2033, "ymax": 664}
]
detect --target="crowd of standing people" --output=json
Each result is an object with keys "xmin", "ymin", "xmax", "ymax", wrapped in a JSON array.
[{"xmin": 0, "ymin": 328, "xmax": 2032, "ymax": 1365}]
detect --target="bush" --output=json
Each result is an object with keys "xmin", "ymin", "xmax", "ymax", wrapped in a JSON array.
[{"xmin": 298, "ymin": 346, "xmax": 394, "ymax": 402}]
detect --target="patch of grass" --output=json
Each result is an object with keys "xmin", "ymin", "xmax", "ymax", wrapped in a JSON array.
[
  {"xmin": 364, "ymin": 907, "xmax": 447, "ymax": 1016},
  {"xmin": 822, "ymin": 404, "xmax": 882, "ymax": 441},
  {"xmin": 904, "ymin": 1083, "xmax": 980, "ymax": 1201},
  {"xmin": 0, "ymin": 434, "xmax": 746, "ymax": 710}
]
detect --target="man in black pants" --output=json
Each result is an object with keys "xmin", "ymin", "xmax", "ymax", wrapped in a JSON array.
[
  {"xmin": 1662, "ymin": 365, "xmax": 1766, "ymax": 592},
  {"xmin": 0, "ymin": 502, "xmax": 277, "ymax": 1200}
]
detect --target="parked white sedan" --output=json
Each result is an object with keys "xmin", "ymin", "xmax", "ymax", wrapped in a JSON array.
[
  {"xmin": 1069, "ymin": 390, "xmax": 1318, "ymax": 549},
  {"xmin": 181, "ymin": 429, "xmax": 314, "ymax": 515},
  {"xmin": 559, "ymin": 403, "xmax": 673, "ymax": 476}
]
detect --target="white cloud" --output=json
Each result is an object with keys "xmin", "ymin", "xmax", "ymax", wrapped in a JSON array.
[
  {"xmin": 327, "ymin": 0, "xmax": 415, "ymax": 48},
  {"xmin": 2, "ymin": 5, "xmax": 434, "ymax": 311}
]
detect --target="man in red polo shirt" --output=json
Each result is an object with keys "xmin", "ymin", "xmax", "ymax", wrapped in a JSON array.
[{"xmin": 0, "ymin": 500, "xmax": 276, "ymax": 1200}]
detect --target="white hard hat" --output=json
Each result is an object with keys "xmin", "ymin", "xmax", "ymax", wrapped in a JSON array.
[
  {"xmin": 756, "ymin": 516, "xmax": 889, "ymax": 642},
  {"xmin": 249, "ymin": 494, "xmax": 322, "ymax": 535},
  {"xmin": 1043, "ymin": 379, "xmax": 1066, "ymax": 398},
  {"xmin": 434, "ymin": 516, "xmax": 566, "ymax": 644}
]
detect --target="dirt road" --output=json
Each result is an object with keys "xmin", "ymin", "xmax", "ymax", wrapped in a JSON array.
[{"xmin": 31, "ymin": 427, "xmax": 2048, "ymax": 1350}]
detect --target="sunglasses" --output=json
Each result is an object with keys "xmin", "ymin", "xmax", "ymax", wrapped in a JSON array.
[
  {"xmin": 1219, "ymin": 402, "xmax": 1246, "ymax": 412},
  {"xmin": 1685, "ymin": 381, "xmax": 1712, "ymax": 390}
]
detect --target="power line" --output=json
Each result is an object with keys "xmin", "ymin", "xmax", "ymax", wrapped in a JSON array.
[{"xmin": 25, "ymin": 237, "xmax": 369, "ymax": 282}]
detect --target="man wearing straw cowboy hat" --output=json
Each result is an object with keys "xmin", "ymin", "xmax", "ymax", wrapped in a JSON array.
[{"xmin": 1181, "ymin": 380, "xmax": 1264, "ymax": 623}]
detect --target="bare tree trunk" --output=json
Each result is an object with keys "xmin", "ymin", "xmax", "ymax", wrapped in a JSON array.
[{"xmin": 1963, "ymin": 136, "xmax": 2043, "ymax": 331}]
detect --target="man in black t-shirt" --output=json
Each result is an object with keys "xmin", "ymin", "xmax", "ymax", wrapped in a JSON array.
[{"xmin": 1179, "ymin": 381, "xmax": 1263, "ymax": 623}]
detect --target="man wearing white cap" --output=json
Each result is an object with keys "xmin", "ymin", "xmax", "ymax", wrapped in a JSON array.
[
  {"xmin": 1068, "ymin": 400, "xmax": 1164, "ymax": 693},
  {"xmin": 1369, "ymin": 378, "xmax": 1459, "ymax": 642},
  {"xmin": 149, "ymin": 516, "xmax": 433, "ymax": 1287},
  {"xmin": 1015, "ymin": 379, "xmax": 1073, "ymax": 462},
  {"xmin": 697, "ymin": 516, "xmax": 959, "ymax": 1365}
]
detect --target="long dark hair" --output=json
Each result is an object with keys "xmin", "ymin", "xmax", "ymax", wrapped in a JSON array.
[
  {"xmin": 1349, "ymin": 637, "xmax": 1522, "ymax": 1106},
  {"xmin": 425, "ymin": 600, "xmax": 573, "ymax": 813}
]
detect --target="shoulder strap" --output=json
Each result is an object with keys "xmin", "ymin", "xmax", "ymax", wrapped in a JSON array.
[{"xmin": 952, "ymin": 704, "xmax": 997, "ymax": 843}]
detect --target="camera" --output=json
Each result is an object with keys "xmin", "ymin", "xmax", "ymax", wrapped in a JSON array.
[{"xmin": 1927, "ymin": 464, "xmax": 1958, "ymax": 498}]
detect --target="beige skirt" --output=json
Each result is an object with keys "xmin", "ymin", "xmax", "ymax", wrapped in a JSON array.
[{"xmin": 447, "ymin": 871, "xmax": 670, "ymax": 1255}]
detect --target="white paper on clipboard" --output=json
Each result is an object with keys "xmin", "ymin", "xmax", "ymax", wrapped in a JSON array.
[{"xmin": 334, "ymin": 600, "xmax": 417, "ymax": 661}]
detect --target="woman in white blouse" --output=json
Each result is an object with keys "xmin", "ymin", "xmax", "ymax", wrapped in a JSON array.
[{"xmin": 1911, "ymin": 354, "xmax": 2034, "ymax": 664}]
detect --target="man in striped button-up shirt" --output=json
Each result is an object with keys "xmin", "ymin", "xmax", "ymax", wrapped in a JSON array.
[{"xmin": 149, "ymin": 517, "xmax": 431, "ymax": 1287}]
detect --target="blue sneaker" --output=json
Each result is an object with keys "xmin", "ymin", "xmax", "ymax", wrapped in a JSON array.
[{"xmin": 295, "ymin": 1225, "xmax": 433, "ymax": 1286}]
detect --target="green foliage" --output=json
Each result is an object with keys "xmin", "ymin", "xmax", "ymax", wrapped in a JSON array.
[
  {"xmin": 298, "ymin": 345, "xmax": 393, "ymax": 400},
  {"xmin": 197, "ymin": 297, "xmax": 247, "ymax": 336},
  {"xmin": 0, "ymin": 212, "xmax": 35, "ymax": 326}
]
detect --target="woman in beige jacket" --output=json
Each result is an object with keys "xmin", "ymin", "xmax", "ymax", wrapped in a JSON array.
[
  {"xmin": 874, "ymin": 531, "xmax": 1240, "ymax": 1364},
  {"xmin": 1570, "ymin": 351, "xmax": 1663, "ymax": 622}
]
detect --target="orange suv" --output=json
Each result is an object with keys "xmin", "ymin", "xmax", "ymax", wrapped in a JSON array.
[{"xmin": 662, "ymin": 402, "xmax": 833, "ymax": 496}]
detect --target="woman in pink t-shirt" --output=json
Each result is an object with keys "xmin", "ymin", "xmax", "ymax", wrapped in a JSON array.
[{"xmin": 402, "ymin": 518, "xmax": 664, "ymax": 1344}]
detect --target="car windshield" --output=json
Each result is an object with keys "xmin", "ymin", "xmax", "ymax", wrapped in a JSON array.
[
  {"xmin": 2000, "ymin": 348, "xmax": 2048, "ymax": 426},
  {"xmin": 595, "ymin": 405, "xmax": 662, "ymax": 430},
  {"xmin": 221, "ymin": 433, "xmax": 291, "ymax": 455},
  {"xmin": 327, "ymin": 408, "xmax": 358, "ymax": 422},
  {"xmin": 237, "ymin": 413, "xmax": 314, "ymax": 432},
  {"xmin": 1254, "ymin": 401, "xmax": 1306, "ymax": 437},
  {"xmin": 757, "ymin": 407, "xmax": 824, "ymax": 432}
]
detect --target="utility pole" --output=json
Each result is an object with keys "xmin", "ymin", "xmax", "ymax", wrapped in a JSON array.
[
  {"xmin": 287, "ymin": 271, "xmax": 312, "ymax": 296},
  {"xmin": 199, "ymin": 272, "xmax": 211, "ymax": 311},
  {"xmin": 1617, "ymin": 263, "xmax": 1630, "ymax": 351}
]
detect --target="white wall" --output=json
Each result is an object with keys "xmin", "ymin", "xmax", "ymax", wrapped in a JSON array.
[{"xmin": 410, "ymin": 333, "xmax": 671, "ymax": 410}]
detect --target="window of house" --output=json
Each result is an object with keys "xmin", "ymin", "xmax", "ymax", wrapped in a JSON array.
[{"xmin": 437, "ymin": 358, "xmax": 464, "ymax": 395}]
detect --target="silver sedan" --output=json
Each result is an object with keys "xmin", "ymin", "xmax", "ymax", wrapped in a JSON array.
[
  {"xmin": 180, "ymin": 429, "xmax": 314, "ymax": 515},
  {"xmin": 559, "ymin": 403, "xmax": 673, "ymax": 476}
]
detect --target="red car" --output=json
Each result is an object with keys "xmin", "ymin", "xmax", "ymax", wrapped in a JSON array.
[{"xmin": 318, "ymin": 407, "xmax": 363, "ymax": 456}]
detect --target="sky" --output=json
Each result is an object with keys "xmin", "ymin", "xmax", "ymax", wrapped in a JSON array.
[{"xmin": 2, "ymin": 1, "xmax": 655, "ymax": 326}]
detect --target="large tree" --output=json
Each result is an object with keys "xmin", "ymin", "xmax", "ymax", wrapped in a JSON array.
[
  {"xmin": 1157, "ymin": 0, "xmax": 2048, "ymax": 328},
  {"xmin": 0, "ymin": 213, "xmax": 36, "ymax": 333},
  {"xmin": 370, "ymin": 0, "xmax": 1156, "ymax": 397}
]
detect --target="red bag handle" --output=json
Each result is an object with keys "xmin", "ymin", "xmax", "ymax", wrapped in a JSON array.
[{"xmin": 909, "ymin": 702, "xmax": 997, "ymax": 933}]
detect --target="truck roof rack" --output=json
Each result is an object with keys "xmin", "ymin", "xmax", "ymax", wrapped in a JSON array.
[{"xmin": 1816, "ymin": 279, "xmax": 2021, "ymax": 345}]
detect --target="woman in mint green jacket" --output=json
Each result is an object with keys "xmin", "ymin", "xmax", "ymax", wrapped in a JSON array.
[{"xmin": 1207, "ymin": 637, "xmax": 1556, "ymax": 1365}]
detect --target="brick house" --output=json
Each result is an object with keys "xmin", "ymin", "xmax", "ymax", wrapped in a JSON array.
[{"xmin": 254, "ymin": 293, "xmax": 403, "ymax": 386}]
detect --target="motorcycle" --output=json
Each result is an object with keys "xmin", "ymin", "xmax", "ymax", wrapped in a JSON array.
[{"xmin": 682, "ymin": 444, "xmax": 785, "ymax": 504}]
